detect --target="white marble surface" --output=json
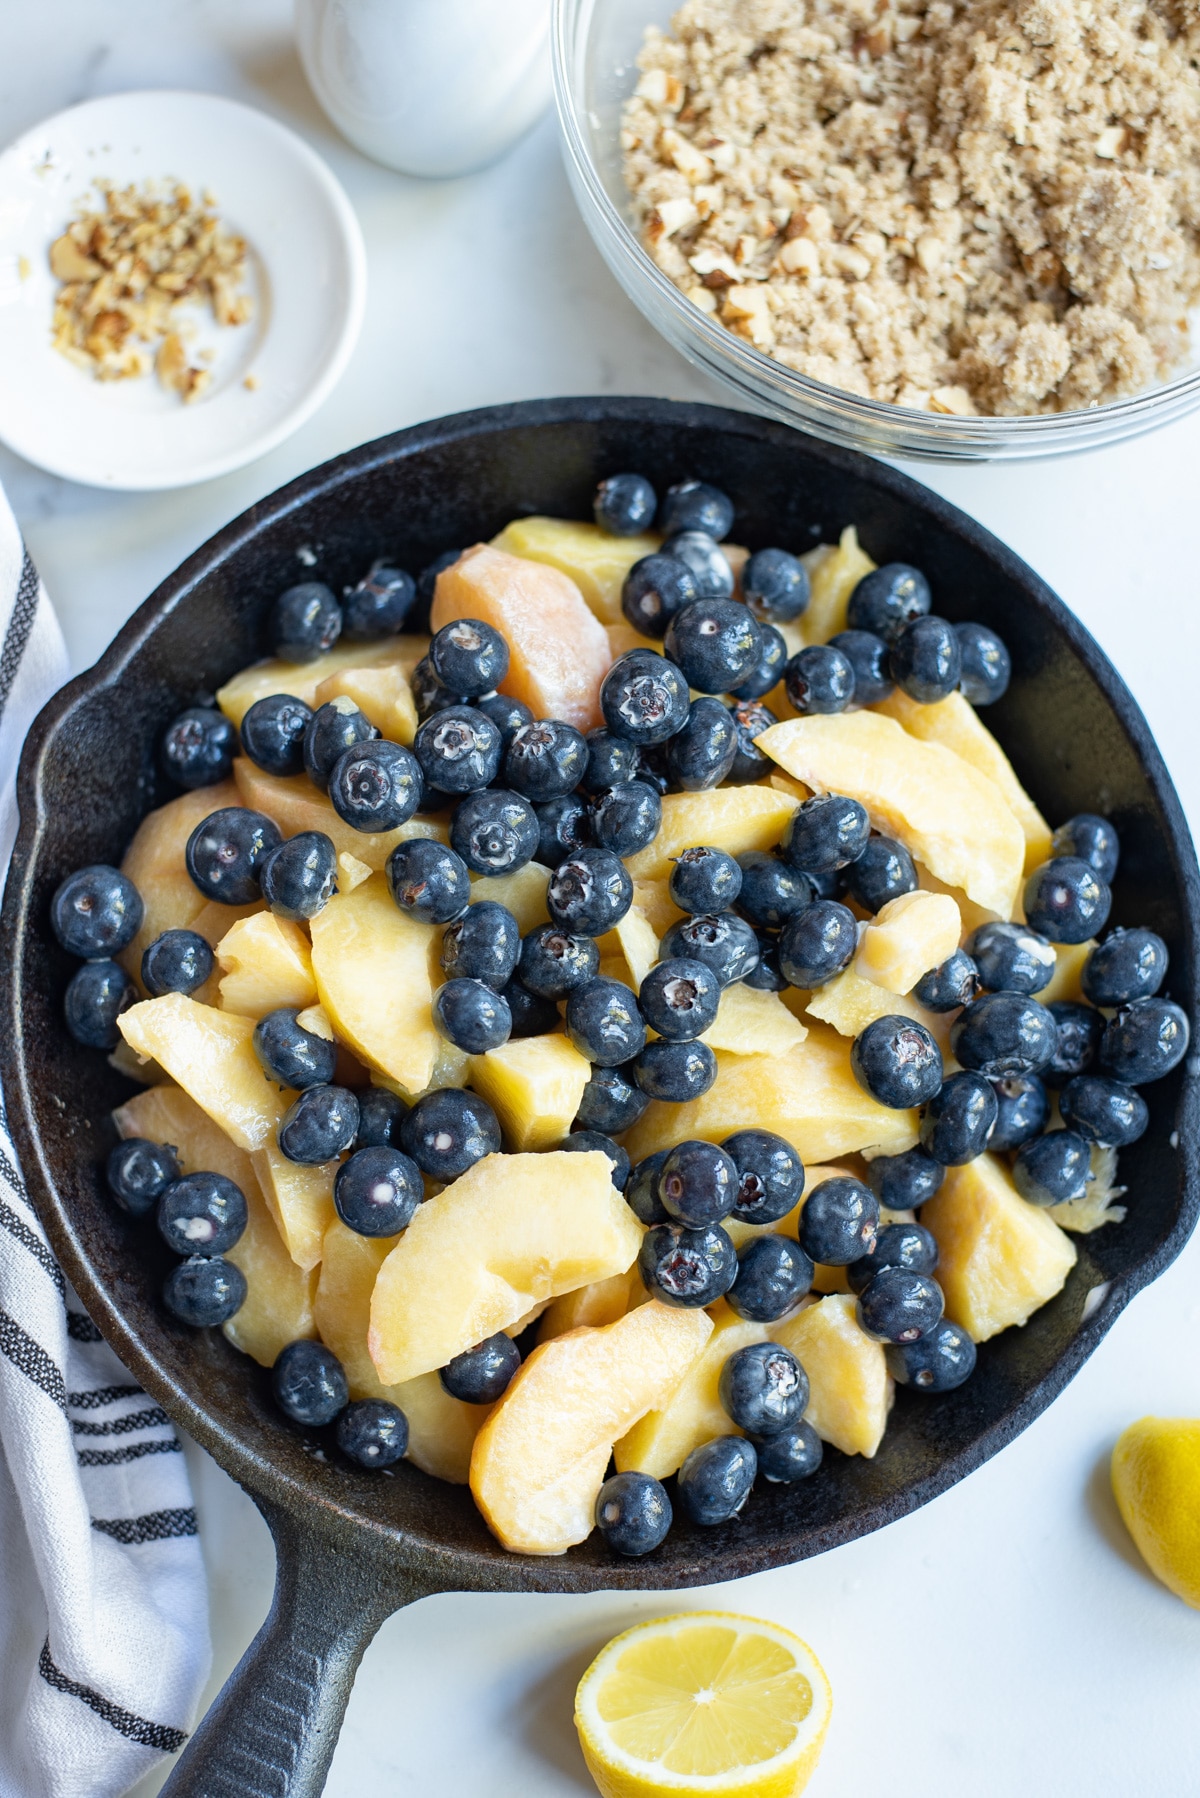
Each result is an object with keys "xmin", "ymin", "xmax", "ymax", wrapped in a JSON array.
[{"xmin": 3, "ymin": 5, "xmax": 1200, "ymax": 1796}]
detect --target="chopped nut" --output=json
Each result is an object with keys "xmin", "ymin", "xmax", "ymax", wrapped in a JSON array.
[
  {"xmin": 929, "ymin": 385, "xmax": 977, "ymax": 415},
  {"xmin": 689, "ymin": 246, "xmax": 741, "ymax": 282},
  {"xmin": 777, "ymin": 236, "xmax": 820, "ymax": 275},
  {"xmin": 660, "ymin": 127, "xmax": 713, "ymax": 182},
  {"xmin": 685, "ymin": 283, "xmax": 720, "ymax": 313},
  {"xmin": 49, "ymin": 234, "xmax": 102, "ymax": 282},
  {"xmin": 654, "ymin": 197, "xmax": 700, "ymax": 238},
  {"xmin": 915, "ymin": 235, "xmax": 944, "ymax": 274},
  {"xmin": 1095, "ymin": 126, "xmax": 1127, "ymax": 159}
]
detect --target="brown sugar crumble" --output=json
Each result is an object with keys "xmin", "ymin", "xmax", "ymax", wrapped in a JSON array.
[
  {"xmin": 621, "ymin": 0, "xmax": 1200, "ymax": 414},
  {"xmin": 49, "ymin": 181, "xmax": 253, "ymax": 403}
]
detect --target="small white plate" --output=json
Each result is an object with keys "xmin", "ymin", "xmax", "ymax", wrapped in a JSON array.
[{"xmin": 0, "ymin": 90, "xmax": 367, "ymax": 490}]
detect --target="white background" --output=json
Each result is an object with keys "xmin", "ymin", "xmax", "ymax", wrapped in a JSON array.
[{"xmin": 3, "ymin": 5, "xmax": 1200, "ymax": 1795}]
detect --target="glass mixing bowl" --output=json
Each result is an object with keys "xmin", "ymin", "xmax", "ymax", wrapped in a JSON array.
[{"xmin": 552, "ymin": 0, "xmax": 1200, "ymax": 461}]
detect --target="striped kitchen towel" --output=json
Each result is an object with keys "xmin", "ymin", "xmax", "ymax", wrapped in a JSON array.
[{"xmin": 0, "ymin": 487, "xmax": 210, "ymax": 1798}]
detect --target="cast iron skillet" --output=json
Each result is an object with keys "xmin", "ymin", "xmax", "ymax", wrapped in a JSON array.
[{"xmin": 1, "ymin": 398, "xmax": 1197, "ymax": 1796}]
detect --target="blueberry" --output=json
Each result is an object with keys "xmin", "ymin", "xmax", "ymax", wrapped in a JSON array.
[
  {"xmin": 141, "ymin": 928, "xmax": 213, "ymax": 997},
  {"xmin": 51, "ymin": 864, "xmax": 144, "ymax": 958},
  {"xmin": 1023, "ymin": 857, "xmax": 1111, "ymax": 944},
  {"xmin": 503, "ymin": 719, "xmax": 587, "ymax": 801},
  {"xmin": 1059, "ymin": 1074, "xmax": 1149, "ymax": 1147},
  {"xmin": 474, "ymin": 691, "xmax": 533, "ymax": 744},
  {"xmin": 1044, "ymin": 1000, "xmax": 1103, "ymax": 1085},
  {"xmin": 414, "ymin": 706, "xmax": 502, "ymax": 796},
  {"xmin": 846, "ymin": 1222, "xmax": 938, "ymax": 1294},
  {"xmin": 664, "ymin": 598, "xmax": 761, "ymax": 695},
  {"xmin": 158, "ymin": 1172, "xmax": 247, "ymax": 1257},
  {"xmin": 777, "ymin": 900, "xmax": 859, "ymax": 989},
  {"xmin": 669, "ymin": 846, "xmax": 742, "ymax": 916},
  {"xmin": 987, "ymin": 1074, "xmax": 1050, "ymax": 1151},
  {"xmin": 857, "ymin": 1265, "xmax": 944, "ymax": 1343},
  {"xmin": 328, "ymin": 741, "xmax": 423, "ymax": 832},
  {"xmin": 64, "ymin": 960, "xmax": 136, "ymax": 1048},
  {"xmin": 725, "ymin": 623, "xmax": 787, "ymax": 707},
  {"xmin": 841, "ymin": 835, "xmax": 918, "ymax": 913},
  {"xmin": 502, "ymin": 976, "xmax": 560, "ymax": 1038},
  {"xmin": 658, "ymin": 1139, "xmax": 739, "ymax": 1227},
  {"xmin": 386, "ymin": 838, "xmax": 471, "ymax": 924},
  {"xmin": 743, "ymin": 547, "xmax": 810, "ymax": 623},
  {"xmin": 797, "ymin": 1176, "xmax": 879, "ymax": 1264},
  {"xmin": 451, "ymin": 788, "xmax": 540, "ymax": 876},
  {"xmin": 666, "ymin": 699, "xmax": 739, "ymax": 792},
  {"xmin": 749, "ymin": 933, "xmax": 789, "ymax": 993},
  {"xmin": 600, "ymin": 650, "xmax": 691, "ymax": 744},
  {"xmin": 890, "ymin": 615, "xmax": 962, "ymax": 703},
  {"xmin": 441, "ymin": 901, "xmax": 520, "ymax": 990},
  {"xmin": 1100, "ymin": 996, "xmax": 1191, "ymax": 1084},
  {"xmin": 950, "ymin": 991, "xmax": 1059, "ymax": 1076},
  {"xmin": 341, "ymin": 562, "xmax": 416, "ymax": 639},
  {"xmin": 625, "ymin": 1151, "xmax": 671, "ymax": 1225},
  {"xmin": 658, "ymin": 480, "xmax": 734, "ymax": 541},
  {"xmin": 846, "ymin": 563, "xmax": 931, "ymax": 642},
  {"xmin": 441, "ymin": 1332, "xmax": 522, "ymax": 1403},
  {"xmin": 535, "ymin": 793, "xmax": 591, "ymax": 867},
  {"xmin": 636, "ymin": 743, "xmax": 671, "ymax": 796},
  {"xmin": 780, "ymin": 793, "xmax": 870, "ymax": 873},
  {"xmin": 633, "ymin": 1039, "xmax": 717, "ymax": 1101},
  {"xmin": 723, "ymin": 1129, "xmax": 805, "ymax": 1225},
  {"xmin": 754, "ymin": 1421, "xmax": 823, "ymax": 1481},
  {"xmin": 411, "ymin": 655, "xmax": 463, "ymax": 720},
  {"xmin": 547, "ymin": 847, "xmax": 633, "ymax": 936},
  {"xmin": 1082, "ymin": 928, "xmax": 1169, "ymax": 1007},
  {"xmin": 727, "ymin": 1235, "xmax": 814, "ymax": 1322},
  {"xmin": 720, "ymin": 1341, "xmax": 808, "ymax": 1436},
  {"xmin": 164, "ymin": 1256, "xmax": 246, "ymax": 1328},
  {"xmin": 913, "ymin": 950, "xmax": 980, "ymax": 1013},
  {"xmin": 1012, "ymin": 1129, "xmax": 1091, "ymax": 1205},
  {"xmin": 576, "ymin": 1064, "xmax": 650, "ymax": 1136},
  {"xmin": 966, "ymin": 921, "xmax": 1056, "ymax": 995},
  {"xmin": 784, "ymin": 643, "xmax": 855, "ymax": 714},
  {"xmin": 887, "ymin": 1320, "xmax": 976, "ymax": 1392},
  {"xmin": 595, "ymin": 471, "xmax": 658, "ymax": 536},
  {"xmin": 865, "ymin": 1147, "xmax": 944, "ymax": 1212},
  {"xmin": 272, "ymin": 1338, "xmax": 348, "ymax": 1425},
  {"xmin": 355, "ymin": 1086, "xmax": 409, "ymax": 1150},
  {"xmin": 270, "ymin": 582, "xmax": 342, "ymax": 662},
  {"xmin": 278, "ymin": 1084, "xmax": 360, "ymax": 1164},
  {"xmin": 106, "ymin": 1138, "xmax": 181, "ymax": 1217},
  {"xmin": 621, "ymin": 554, "xmax": 699, "ymax": 637},
  {"xmin": 401, "ymin": 1088, "xmax": 501, "ymax": 1180},
  {"xmin": 304, "ymin": 699, "xmax": 379, "ymax": 793},
  {"xmin": 433, "ymin": 978, "xmax": 511, "ymax": 1053},
  {"xmin": 828, "ymin": 629, "xmax": 894, "ymax": 706},
  {"xmin": 659, "ymin": 911, "xmax": 759, "ymax": 987},
  {"xmin": 663, "ymin": 531, "xmax": 736, "ymax": 603},
  {"xmin": 253, "ymin": 1007, "xmax": 338, "ymax": 1090},
  {"xmin": 595, "ymin": 1471, "xmax": 672, "ymax": 1555},
  {"xmin": 240, "ymin": 694, "xmax": 313, "ymax": 777},
  {"xmin": 412, "ymin": 549, "xmax": 461, "ymax": 633},
  {"xmin": 920, "ymin": 1070, "xmax": 998, "ymax": 1164},
  {"xmin": 336, "ymin": 1399, "xmax": 409, "ymax": 1467},
  {"xmin": 639, "ymin": 958, "xmax": 721, "ymax": 1042},
  {"xmin": 566, "ymin": 978, "xmax": 647, "ymax": 1066},
  {"xmin": 590, "ymin": 780, "xmax": 662, "ymax": 855},
  {"xmin": 735, "ymin": 852, "xmax": 810, "ymax": 929},
  {"xmin": 1051, "ymin": 813, "xmax": 1119, "ymax": 883},
  {"xmin": 726, "ymin": 699, "xmax": 778, "ymax": 784},
  {"xmin": 638, "ymin": 1222, "xmax": 737, "ymax": 1307},
  {"xmin": 334, "ymin": 1145, "xmax": 423, "ymax": 1236},
  {"xmin": 519, "ymin": 923, "xmax": 599, "ymax": 998},
  {"xmin": 582, "ymin": 730, "xmax": 642, "ymax": 796},
  {"xmin": 676, "ymin": 1436, "xmax": 757, "ymax": 1526},
  {"xmin": 259, "ymin": 831, "xmax": 338, "ymax": 921},
  {"xmin": 428, "ymin": 618, "xmax": 509, "ymax": 699},
  {"xmin": 955, "ymin": 622, "xmax": 1010, "ymax": 705},
  {"xmin": 161, "ymin": 705, "xmax": 236, "ymax": 789}
]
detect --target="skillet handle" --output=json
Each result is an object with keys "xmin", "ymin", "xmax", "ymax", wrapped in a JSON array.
[{"xmin": 159, "ymin": 1495, "xmax": 441, "ymax": 1798}]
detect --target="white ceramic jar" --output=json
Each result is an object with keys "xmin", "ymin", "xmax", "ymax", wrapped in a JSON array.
[{"xmin": 295, "ymin": 0, "xmax": 552, "ymax": 179}]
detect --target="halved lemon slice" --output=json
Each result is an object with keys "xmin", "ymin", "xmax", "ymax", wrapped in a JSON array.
[{"xmin": 574, "ymin": 1611, "xmax": 832, "ymax": 1798}]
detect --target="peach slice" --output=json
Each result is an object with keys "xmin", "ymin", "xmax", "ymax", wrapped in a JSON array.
[
  {"xmin": 773, "ymin": 1294, "xmax": 891, "ymax": 1457},
  {"xmin": 490, "ymin": 516, "xmax": 661, "ymax": 627},
  {"xmin": 470, "ymin": 1301, "xmax": 712, "ymax": 1554},
  {"xmin": 467, "ymin": 1033, "xmax": 592, "ymax": 1151},
  {"xmin": 215, "ymin": 911, "xmax": 317, "ymax": 1017},
  {"xmin": 624, "ymin": 786, "xmax": 799, "ymax": 885},
  {"xmin": 308, "ymin": 874, "xmax": 440, "ymax": 1099},
  {"xmin": 431, "ymin": 544, "xmax": 611, "ymax": 731},
  {"xmin": 701, "ymin": 983, "xmax": 808, "ymax": 1057},
  {"xmin": 614, "ymin": 1299, "xmax": 770, "ymax": 1479},
  {"xmin": 233, "ymin": 758, "xmax": 448, "ymax": 869},
  {"xmin": 800, "ymin": 526, "xmax": 875, "ymax": 644},
  {"xmin": 537, "ymin": 1269, "xmax": 642, "ymax": 1343},
  {"xmin": 118, "ymin": 995, "xmax": 288, "ymax": 1152},
  {"xmin": 855, "ymin": 890, "xmax": 962, "ymax": 995},
  {"xmin": 804, "ymin": 967, "xmax": 953, "ymax": 1051},
  {"xmin": 117, "ymin": 778, "xmax": 240, "ymax": 988},
  {"xmin": 314, "ymin": 662, "xmax": 417, "ymax": 746},
  {"xmin": 251, "ymin": 1143, "xmax": 337, "ymax": 1272},
  {"xmin": 215, "ymin": 635, "xmax": 429, "ymax": 727},
  {"xmin": 469, "ymin": 861, "xmax": 551, "ymax": 935},
  {"xmin": 921, "ymin": 1153, "xmax": 1077, "ymax": 1342}
]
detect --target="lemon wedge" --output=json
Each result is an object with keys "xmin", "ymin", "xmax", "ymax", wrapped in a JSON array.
[
  {"xmin": 574, "ymin": 1611, "xmax": 831, "ymax": 1798},
  {"xmin": 1111, "ymin": 1417, "xmax": 1200, "ymax": 1608}
]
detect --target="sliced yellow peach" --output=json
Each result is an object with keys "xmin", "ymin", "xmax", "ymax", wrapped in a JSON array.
[
  {"xmin": 624, "ymin": 1025, "xmax": 919, "ymax": 1166},
  {"xmin": 215, "ymin": 911, "xmax": 317, "ymax": 1017},
  {"xmin": 308, "ymin": 875, "xmax": 440, "ymax": 1098},
  {"xmin": 631, "ymin": 878, "xmax": 683, "ymax": 938},
  {"xmin": 625, "ymin": 786, "xmax": 798, "ymax": 885},
  {"xmin": 606, "ymin": 621, "xmax": 662, "ymax": 661},
  {"xmin": 469, "ymin": 861, "xmax": 551, "ymax": 935},
  {"xmin": 117, "ymin": 779, "xmax": 241, "ymax": 987},
  {"xmin": 1039, "ymin": 939, "xmax": 1094, "ymax": 1005},
  {"xmin": 701, "ymin": 983, "xmax": 808, "ymax": 1057},
  {"xmin": 614, "ymin": 1300, "xmax": 770, "ymax": 1479},
  {"xmin": 368, "ymin": 1150, "xmax": 643, "ymax": 1385},
  {"xmin": 801, "ymin": 527, "xmax": 875, "ymax": 644},
  {"xmin": 432, "ymin": 544, "xmax": 611, "ymax": 731},
  {"xmin": 876, "ymin": 688, "xmax": 1052, "ymax": 873},
  {"xmin": 251, "ymin": 1144, "xmax": 337, "ymax": 1272},
  {"xmin": 232, "ymin": 759, "xmax": 448, "ymax": 869},
  {"xmin": 336, "ymin": 852, "xmax": 373, "ymax": 892},
  {"xmin": 759, "ymin": 711, "xmax": 1025, "ymax": 918},
  {"xmin": 1049, "ymin": 1145, "xmax": 1126, "ymax": 1234},
  {"xmin": 118, "ymin": 995, "xmax": 288, "ymax": 1151},
  {"xmin": 470, "ymin": 1301, "xmax": 712, "ymax": 1554},
  {"xmin": 596, "ymin": 905, "xmax": 660, "ymax": 991},
  {"xmin": 467, "ymin": 1033, "xmax": 592, "ymax": 1151},
  {"xmin": 314, "ymin": 662, "xmax": 417, "ymax": 746},
  {"xmin": 773, "ymin": 1293, "xmax": 891, "ymax": 1457},
  {"xmin": 922, "ymin": 1153, "xmax": 1077, "ymax": 1342},
  {"xmin": 537, "ymin": 1269, "xmax": 640, "ymax": 1343},
  {"xmin": 804, "ymin": 967, "xmax": 952, "ymax": 1050},
  {"xmin": 216, "ymin": 635, "xmax": 429, "ymax": 727},
  {"xmin": 490, "ymin": 516, "xmax": 661, "ymax": 627},
  {"xmin": 855, "ymin": 890, "xmax": 961, "ymax": 995}
]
